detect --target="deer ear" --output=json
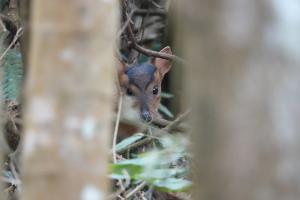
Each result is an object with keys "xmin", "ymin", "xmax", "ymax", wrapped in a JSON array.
[
  {"xmin": 117, "ymin": 60, "xmax": 129, "ymax": 87},
  {"xmin": 153, "ymin": 46, "xmax": 172, "ymax": 76}
]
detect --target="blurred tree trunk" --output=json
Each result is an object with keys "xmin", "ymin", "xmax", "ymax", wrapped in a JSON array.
[
  {"xmin": 22, "ymin": 0, "xmax": 118, "ymax": 199},
  {"xmin": 175, "ymin": 0, "xmax": 300, "ymax": 200}
]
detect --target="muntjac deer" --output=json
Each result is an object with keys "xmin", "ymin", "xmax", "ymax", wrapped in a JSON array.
[{"xmin": 118, "ymin": 46, "xmax": 173, "ymax": 123}]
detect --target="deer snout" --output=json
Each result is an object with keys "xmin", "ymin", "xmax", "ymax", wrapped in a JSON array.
[{"xmin": 141, "ymin": 109, "xmax": 152, "ymax": 122}]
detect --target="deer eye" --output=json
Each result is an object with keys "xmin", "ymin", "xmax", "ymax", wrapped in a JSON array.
[
  {"xmin": 153, "ymin": 86, "xmax": 159, "ymax": 95},
  {"xmin": 126, "ymin": 88, "xmax": 133, "ymax": 96}
]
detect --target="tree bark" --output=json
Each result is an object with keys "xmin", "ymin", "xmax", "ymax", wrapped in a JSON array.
[
  {"xmin": 22, "ymin": 0, "xmax": 118, "ymax": 199},
  {"xmin": 176, "ymin": 0, "xmax": 300, "ymax": 200}
]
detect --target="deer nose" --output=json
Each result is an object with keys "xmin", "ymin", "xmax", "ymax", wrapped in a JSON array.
[{"xmin": 141, "ymin": 110, "xmax": 152, "ymax": 122}]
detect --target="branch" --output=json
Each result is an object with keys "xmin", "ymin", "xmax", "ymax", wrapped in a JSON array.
[
  {"xmin": 163, "ymin": 109, "xmax": 191, "ymax": 132},
  {"xmin": 134, "ymin": 9, "xmax": 166, "ymax": 17},
  {"xmin": 0, "ymin": 27, "xmax": 23, "ymax": 61},
  {"xmin": 124, "ymin": 181, "xmax": 147, "ymax": 199},
  {"xmin": 127, "ymin": 17, "xmax": 186, "ymax": 64},
  {"xmin": 112, "ymin": 94, "xmax": 123, "ymax": 163},
  {"xmin": 116, "ymin": 9, "xmax": 135, "ymax": 39},
  {"xmin": 152, "ymin": 117, "xmax": 189, "ymax": 132}
]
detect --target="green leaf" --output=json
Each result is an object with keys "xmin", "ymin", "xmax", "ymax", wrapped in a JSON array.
[
  {"xmin": 161, "ymin": 92, "xmax": 174, "ymax": 99},
  {"xmin": 116, "ymin": 133, "xmax": 145, "ymax": 152},
  {"xmin": 1, "ymin": 49, "xmax": 23, "ymax": 100},
  {"xmin": 152, "ymin": 178, "xmax": 192, "ymax": 192},
  {"xmin": 110, "ymin": 135, "xmax": 191, "ymax": 193},
  {"xmin": 159, "ymin": 104, "xmax": 174, "ymax": 118},
  {"xmin": 111, "ymin": 161, "xmax": 144, "ymax": 179},
  {"xmin": 109, "ymin": 173, "xmax": 127, "ymax": 180},
  {"xmin": 139, "ymin": 168, "xmax": 187, "ymax": 181},
  {"xmin": 159, "ymin": 135, "xmax": 187, "ymax": 152},
  {"xmin": 111, "ymin": 151, "xmax": 167, "ymax": 180}
]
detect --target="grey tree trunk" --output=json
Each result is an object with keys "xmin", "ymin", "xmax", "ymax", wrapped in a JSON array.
[
  {"xmin": 22, "ymin": 0, "xmax": 118, "ymax": 199},
  {"xmin": 175, "ymin": 0, "xmax": 300, "ymax": 200}
]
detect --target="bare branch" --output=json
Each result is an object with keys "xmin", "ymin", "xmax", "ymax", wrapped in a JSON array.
[
  {"xmin": 124, "ymin": 181, "xmax": 147, "ymax": 199},
  {"xmin": 134, "ymin": 9, "xmax": 166, "ymax": 17},
  {"xmin": 0, "ymin": 27, "xmax": 23, "ymax": 61},
  {"xmin": 112, "ymin": 94, "xmax": 124, "ymax": 163},
  {"xmin": 127, "ymin": 24, "xmax": 186, "ymax": 64}
]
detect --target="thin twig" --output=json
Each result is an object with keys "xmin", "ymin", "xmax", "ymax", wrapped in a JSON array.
[
  {"xmin": 124, "ymin": 181, "xmax": 147, "ymax": 199},
  {"xmin": 151, "ymin": 0, "xmax": 163, "ymax": 9},
  {"xmin": 117, "ymin": 9, "xmax": 165, "ymax": 39},
  {"xmin": 113, "ymin": 94, "xmax": 124, "ymax": 163},
  {"xmin": 152, "ymin": 117, "xmax": 188, "ymax": 132},
  {"xmin": 9, "ymin": 160, "xmax": 21, "ymax": 192},
  {"xmin": 163, "ymin": 109, "xmax": 191, "ymax": 132},
  {"xmin": 134, "ymin": 9, "xmax": 166, "ymax": 16},
  {"xmin": 127, "ymin": 24, "xmax": 186, "ymax": 64},
  {"xmin": 116, "ymin": 9, "xmax": 135, "ymax": 39},
  {"xmin": 0, "ymin": 27, "xmax": 23, "ymax": 61},
  {"xmin": 0, "ymin": 18, "xmax": 6, "ymax": 31},
  {"xmin": 112, "ymin": 92, "xmax": 127, "ymax": 194},
  {"xmin": 119, "ymin": 5, "xmax": 185, "ymax": 63}
]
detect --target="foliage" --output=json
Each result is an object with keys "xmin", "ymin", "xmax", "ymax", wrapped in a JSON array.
[
  {"xmin": 159, "ymin": 92, "xmax": 175, "ymax": 118},
  {"xmin": 116, "ymin": 133, "xmax": 145, "ymax": 152},
  {"xmin": 161, "ymin": 92, "xmax": 174, "ymax": 99},
  {"xmin": 159, "ymin": 103, "xmax": 174, "ymax": 118},
  {"xmin": 111, "ymin": 135, "xmax": 191, "ymax": 193},
  {"xmin": 1, "ymin": 48, "xmax": 23, "ymax": 100}
]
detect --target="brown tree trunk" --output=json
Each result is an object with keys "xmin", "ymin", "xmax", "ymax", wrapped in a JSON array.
[
  {"xmin": 22, "ymin": 0, "xmax": 118, "ymax": 199},
  {"xmin": 175, "ymin": 0, "xmax": 300, "ymax": 200}
]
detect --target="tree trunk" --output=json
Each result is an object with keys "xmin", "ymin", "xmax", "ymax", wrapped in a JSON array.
[
  {"xmin": 22, "ymin": 0, "xmax": 118, "ymax": 199},
  {"xmin": 176, "ymin": 0, "xmax": 300, "ymax": 200}
]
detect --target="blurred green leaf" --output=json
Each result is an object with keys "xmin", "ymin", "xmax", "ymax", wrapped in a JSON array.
[
  {"xmin": 161, "ymin": 92, "xmax": 174, "ymax": 99},
  {"xmin": 111, "ymin": 135, "xmax": 191, "ymax": 192},
  {"xmin": 1, "ymin": 49, "xmax": 23, "ymax": 100},
  {"xmin": 116, "ymin": 133, "xmax": 145, "ymax": 152},
  {"xmin": 111, "ymin": 157, "xmax": 146, "ymax": 179},
  {"xmin": 139, "ymin": 168, "xmax": 187, "ymax": 181},
  {"xmin": 110, "ymin": 173, "xmax": 127, "ymax": 180},
  {"xmin": 152, "ymin": 178, "xmax": 192, "ymax": 192},
  {"xmin": 159, "ymin": 104, "xmax": 174, "ymax": 118}
]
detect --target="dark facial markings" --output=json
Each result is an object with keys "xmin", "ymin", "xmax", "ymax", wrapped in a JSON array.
[
  {"xmin": 126, "ymin": 63, "xmax": 156, "ymax": 91},
  {"xmin": 125, "ymin": 63, "xmax": 161, "ymax": 122}
]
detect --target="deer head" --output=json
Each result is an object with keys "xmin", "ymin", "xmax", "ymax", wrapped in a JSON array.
[{"xmin": 118, "ymin": 46, "xmax": 173, "ymax": 122}]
